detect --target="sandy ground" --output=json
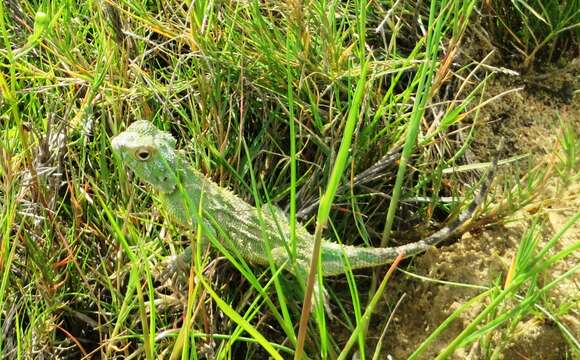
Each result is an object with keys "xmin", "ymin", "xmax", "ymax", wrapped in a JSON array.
[{"xmin": 380, "ymin": 61, "xmax": 579, "ymax": 359}]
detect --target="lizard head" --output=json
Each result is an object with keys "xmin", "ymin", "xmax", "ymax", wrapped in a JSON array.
[{"xmin": 112, "ymin": 120, "xmax": 180, "ymax": 194}]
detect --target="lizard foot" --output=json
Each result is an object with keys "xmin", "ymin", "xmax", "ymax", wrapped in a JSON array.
[{"xmin": 155, "ymin": 253, "xmax": 190, "ymax": 294}]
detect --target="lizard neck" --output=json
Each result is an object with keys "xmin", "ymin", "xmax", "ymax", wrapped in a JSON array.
[{"xmin": 158, "ymin": 161, "xmax": 208, "ymax": 226}]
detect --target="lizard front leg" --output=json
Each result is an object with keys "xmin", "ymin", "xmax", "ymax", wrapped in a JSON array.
[
  {"xmin": 157, "ymin": 245, "xmax": 193, "ymax": 287},
  {"xmin": 157, "ymin": 229, "xmax": 211, "ymax": 286}
]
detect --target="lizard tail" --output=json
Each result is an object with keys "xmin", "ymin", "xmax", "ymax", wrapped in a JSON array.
[
  {"xmin": 321, "ymin": 147, "xmax": 500, "ymax": 276},
  {"xmin": 393, "ymin": 148, "xmax": 499, "ymax": 258}
]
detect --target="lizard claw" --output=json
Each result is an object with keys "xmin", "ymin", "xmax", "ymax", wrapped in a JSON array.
[{"xmin": 156, "ymin": 253, "xmax": 189, "ymax": 291}]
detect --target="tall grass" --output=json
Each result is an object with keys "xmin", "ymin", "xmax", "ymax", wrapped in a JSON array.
[{"xmin": 0, "ymin": 0, "xmax": 577, "ymax": 358}]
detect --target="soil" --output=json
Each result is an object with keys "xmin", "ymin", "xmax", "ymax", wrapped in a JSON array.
[{"xmin": 379, "ymin": 59, "xmax": 580, "ymax": 359}]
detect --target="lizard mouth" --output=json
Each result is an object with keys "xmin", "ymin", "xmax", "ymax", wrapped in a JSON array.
[{"xmin": 156, "ymin": 174, "xmax": 178, "ymax": 195}]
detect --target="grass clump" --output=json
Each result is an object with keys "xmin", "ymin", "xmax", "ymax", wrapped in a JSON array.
[{"xmin": 483, "ymin": 0, "xmax": 579, "ymax": 69}]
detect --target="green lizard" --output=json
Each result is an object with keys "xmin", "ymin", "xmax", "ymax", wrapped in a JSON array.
[{"xmin": 111, "ymin": 120, "xmax": 496, "ymax": 290}]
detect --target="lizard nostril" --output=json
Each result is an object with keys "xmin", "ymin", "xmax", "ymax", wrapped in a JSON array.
[{"xmin": 111, "ymin": 138, "xmax": 123, "ymax": 152}]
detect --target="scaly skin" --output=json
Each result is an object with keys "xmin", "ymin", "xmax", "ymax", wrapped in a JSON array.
[{"xmin": 112, "ymin": 120, "xmax": 496, "ymax": 280}]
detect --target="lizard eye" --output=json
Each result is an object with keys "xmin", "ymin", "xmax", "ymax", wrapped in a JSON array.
[{"xmin": 135, "ymin": 147, "xmax": 153, "ymax": 161}]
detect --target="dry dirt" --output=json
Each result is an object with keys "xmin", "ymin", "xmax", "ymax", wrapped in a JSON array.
[{"xmin": 380, "ymin": 60, "xmax": 579, "ymax": 359}]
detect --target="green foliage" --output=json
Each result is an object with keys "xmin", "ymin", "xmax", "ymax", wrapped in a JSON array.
[
  {"xmin": 486, "ymin": 0, "xmax": 579, "ymax": 68},
  {"xmin": 0, "ymin": 0, "xmax": 577, "ymax": 358}
]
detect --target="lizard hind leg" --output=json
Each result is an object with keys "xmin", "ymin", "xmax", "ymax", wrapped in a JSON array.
[
  {"xmin": 294, "ymin": 260, "xmax": 332, "ymax": 315},
  {"xmin": 270, "ymin": 248, "xmax": 332, "ymax": 315},
  {"xmin": 270, "ymin": 246, "xmax": 291, "ymax": 269}
]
